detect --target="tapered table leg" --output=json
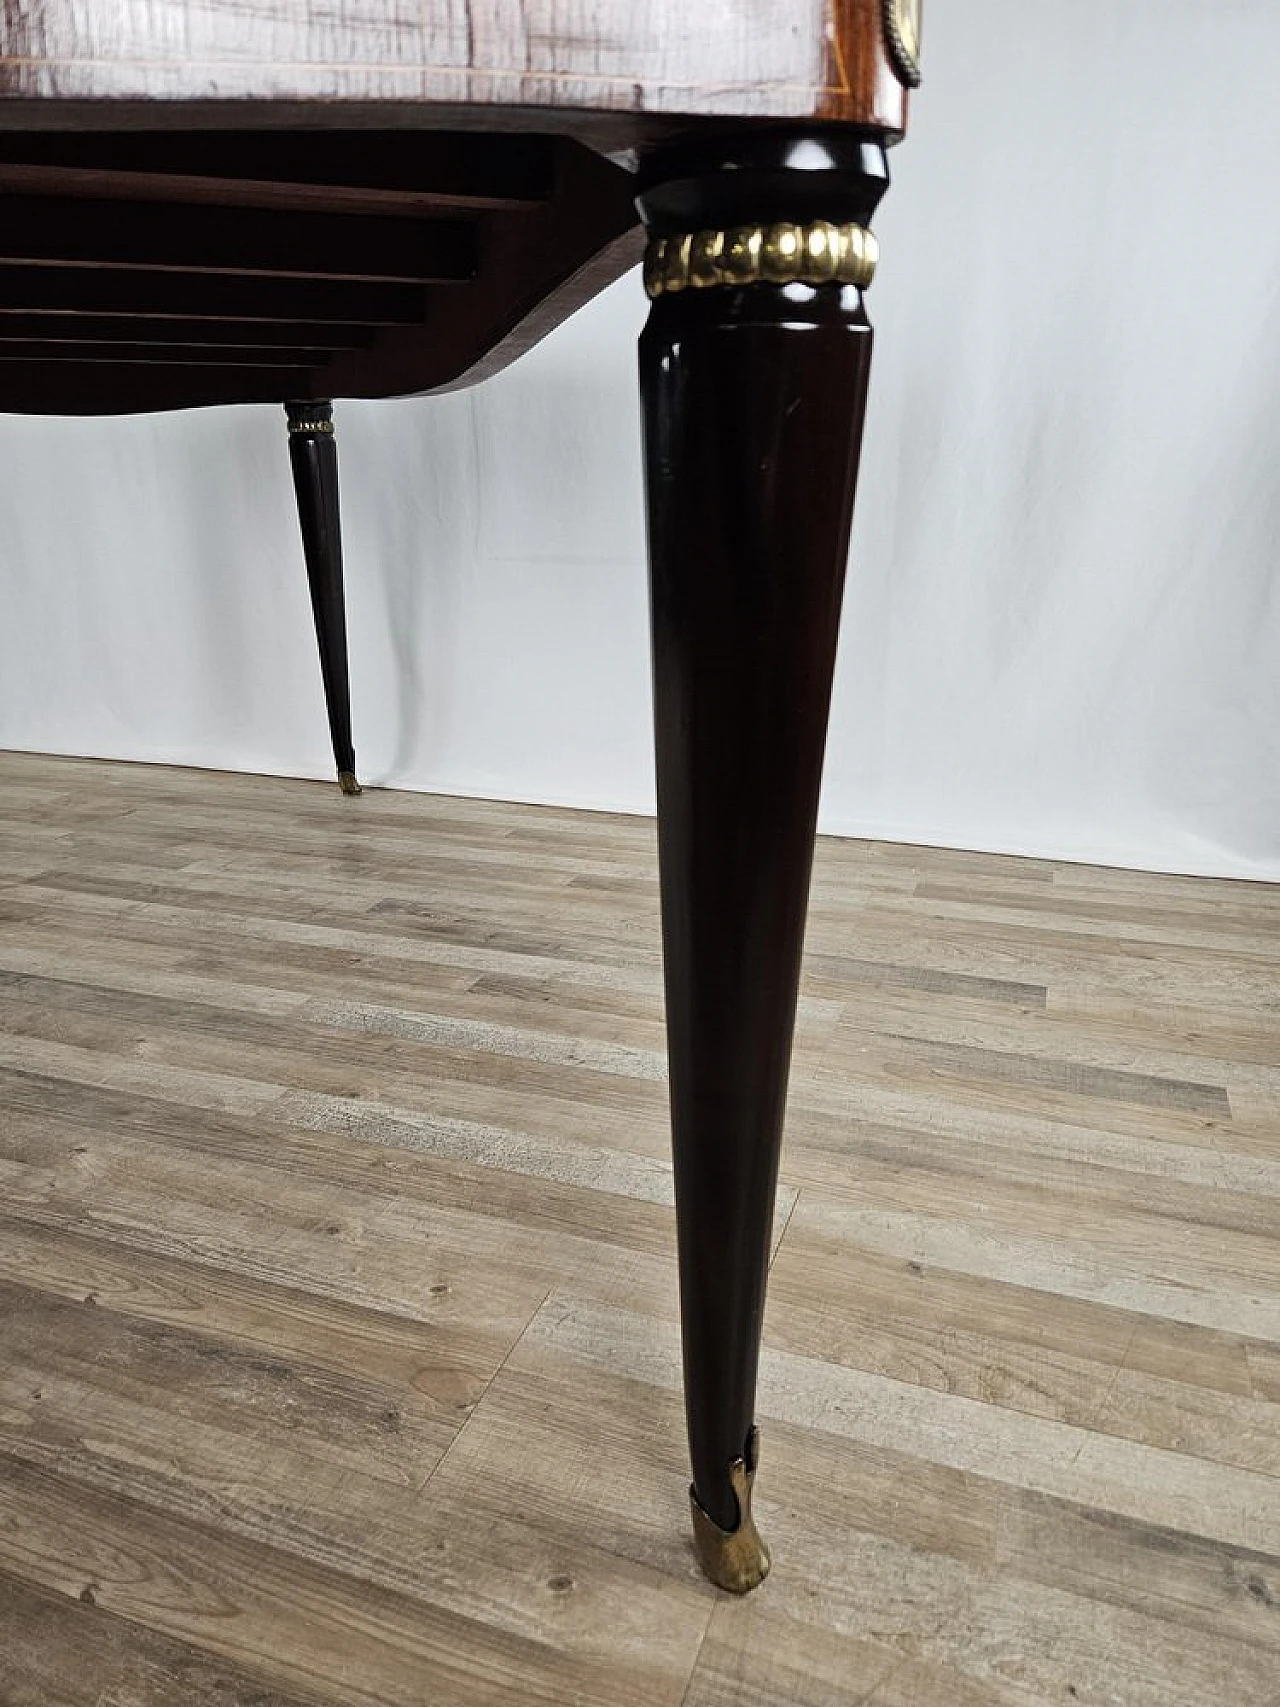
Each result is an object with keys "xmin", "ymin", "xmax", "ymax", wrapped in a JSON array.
[
  {"xmin": 637, "ymin": 135, "xmax": 889, "ymax": 1591},
  {"xmin": 285, "ymin": 399, "xmax": 360, "ymax": 795}
]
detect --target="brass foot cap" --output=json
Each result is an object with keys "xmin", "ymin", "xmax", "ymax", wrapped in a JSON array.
[
  {"xmin": 690, "ymin": 1427, "xmax": 771, "ymax": 1594},
  {"xmin": 337, "ymin": 771, "xmax": 362, "ymax": 796}
]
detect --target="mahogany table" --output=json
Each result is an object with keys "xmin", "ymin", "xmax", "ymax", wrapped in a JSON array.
[{"xmin": 0, "ymin": 0, "xmax": 920, "ymax": 1592}]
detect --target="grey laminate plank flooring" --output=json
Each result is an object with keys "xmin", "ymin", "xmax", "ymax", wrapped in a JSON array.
[{"xmin": 0, "ymin": 751, "xmax": 1277, "ymax": 1706}]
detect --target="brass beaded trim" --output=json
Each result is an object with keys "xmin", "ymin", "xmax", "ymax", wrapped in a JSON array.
[
  {"xmin": 883, "ymin": 0, "xmax": 923, "ymax": 88},
  {"xmin": 643, "ymin": 222, "xmax": 878, "ymax": 300},
  {"xmin": 287, "ymin": 418, "xmax": 335, "ymax": 435}
]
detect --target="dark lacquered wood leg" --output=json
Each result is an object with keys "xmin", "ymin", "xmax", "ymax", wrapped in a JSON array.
[
  {"xmin": 285, "ymin": 399, "xmax": 360, "ymax": 795},
  {"xmin": 637, "ymin": 135, "xmax": 890, "ymax": 1590}
]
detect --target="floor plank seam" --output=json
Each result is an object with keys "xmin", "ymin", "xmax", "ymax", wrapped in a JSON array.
[
  {"xmin": 413, "ymin": 1284, "xmax": 558, "ymax": 1497},
  {"xmin": 769, "ymin": 1186, "xmax": 801, "ymax": 1271}
]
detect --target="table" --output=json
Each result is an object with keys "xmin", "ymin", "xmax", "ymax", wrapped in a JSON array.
[{"xmin": 0, "ymin": 0, "xmax": 920, "ymax": 1592}]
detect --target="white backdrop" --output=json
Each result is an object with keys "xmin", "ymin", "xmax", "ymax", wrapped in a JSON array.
[{"xmin": 3, "ymin": 0, "xmax": 1279, "ymax": 881}]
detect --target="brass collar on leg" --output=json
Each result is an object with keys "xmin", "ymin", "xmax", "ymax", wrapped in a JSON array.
[
  {"xmin": 337, "ymin": 770, "xmax": 362, "ymax": 796},
  {"xmin": 643, "ymin": 222, "xmax": 877, "ymax": 299},
  {"xmin": 690, "ymin": 1426, "xmax": 771, "ymax": 1594}
]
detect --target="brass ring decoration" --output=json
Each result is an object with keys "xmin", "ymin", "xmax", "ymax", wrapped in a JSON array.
[
  {"xmin": 883, "ymin": 0, "xmax": 922, "ymax": 88},
  {"xmin": 643, "ymin": 222, "xmax": 878, "ymax": 299},
  {"xmin": 286, "ymin": 418, "xmax": 335, "ymax": 435}
]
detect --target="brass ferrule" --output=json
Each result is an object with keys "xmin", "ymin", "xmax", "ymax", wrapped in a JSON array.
[{"xmin": 689, "ymin": 1427, "xmax": 771, "ymax": 1593}]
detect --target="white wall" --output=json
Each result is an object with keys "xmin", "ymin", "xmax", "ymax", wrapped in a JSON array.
[{"xmin": 3, "ymin": 0, "xmax": 1279, "ymax": 881}]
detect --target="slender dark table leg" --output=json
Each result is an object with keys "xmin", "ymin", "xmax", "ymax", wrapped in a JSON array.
[
  {"xmin": 285, "ymin": 399, "xmax": 360, "ymax": 795},
  {"xmin": 637, "ymin": 134, "xmax": 890, "ymax": 1591}
]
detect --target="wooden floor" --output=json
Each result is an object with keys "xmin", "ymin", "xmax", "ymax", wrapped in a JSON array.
[{"xmin": 1, "ymin": 750, "xmax": 1278, "ymax": 1706}]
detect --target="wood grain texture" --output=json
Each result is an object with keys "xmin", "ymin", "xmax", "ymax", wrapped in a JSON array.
[
  {"xmin": 1, "ymin": 749, "xmax": 1277, "ymax": 1704},
  {"xmin": 0, "ymin": 1569, "xmax": 337, "ymax": 1707},
  {"xmin": 0, "ymin": 0, "xmax": 907, "ymax": 131}
]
